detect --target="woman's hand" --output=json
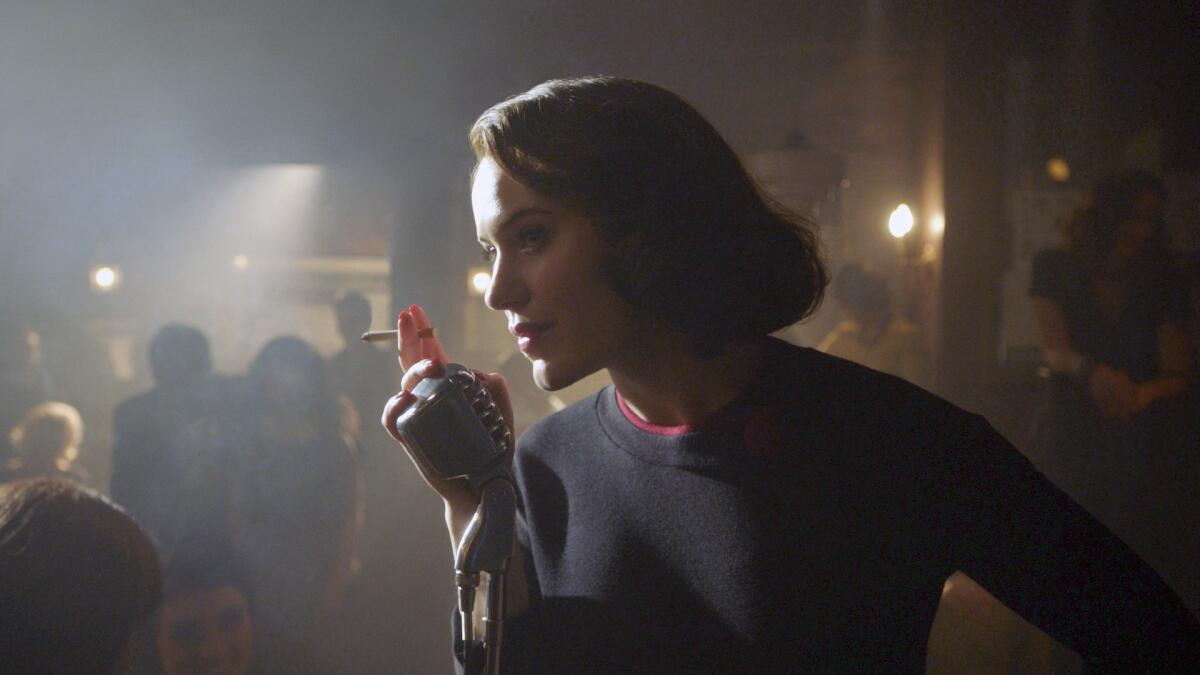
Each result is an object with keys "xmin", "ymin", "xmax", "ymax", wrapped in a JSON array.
[
  {"xmin": 1088, "ymin": 364, "xmax": 1139, "ymax": 422},
  {"xmin": 381, "ymin": 304, "xmax": 516, "ymax": 551}
]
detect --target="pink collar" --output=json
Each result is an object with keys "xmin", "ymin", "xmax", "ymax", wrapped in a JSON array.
[{"xmin": 613, "ymin": 388, "xmax": 697, "ymax": 436}]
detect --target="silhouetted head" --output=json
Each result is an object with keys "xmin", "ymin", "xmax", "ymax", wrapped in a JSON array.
[
  {"xmin": 334, "ymin": 291, "xmax": 373, "ymax": 343},
  {"xmin": 249, "ymin": 336, "xmax": 335, "ymax": 420},
  {"xmin": 1069, "ymin": 170, "xmax": 1168, "ymax": 268},
  {"xmin": 8, "ymin": 401, "xmax": 85, "ymax": 471},
  {"xmin": 0, "ymin": 478, "xmax": 161, "ymax": 673},
  {"xmin": 470, "ymin": 76, "xmax": 827, "ymax": 358},
  {"xmin": 156, "ymin": 534, "xmax": 254, "ymax": 675},
  {"xmin": 149, "ymin": 324, "xmax": 212, "ymax": 388}
]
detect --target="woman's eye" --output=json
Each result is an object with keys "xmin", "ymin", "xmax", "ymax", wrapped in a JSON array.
[
  {"xmin": 517, "ymin": 226, "xmax": 547, "ymax": 252},
  {"xmin": 480, "ymin": 246, "xmax": 497, "ymax": 263}
]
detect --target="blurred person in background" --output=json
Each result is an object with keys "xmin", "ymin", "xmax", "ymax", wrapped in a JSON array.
[
  {"xmin": 111, "ymin": 323, "xmax": 227, "ymax": 520},
  {"xmin": 3, "ymin": 400, "xmax": 90, "ymax": 485},
  {"xmin": 0, "ymin": 477, "xmax": 161, "ymax": 673},
  {"xmin": 155, "ymin": 534, "xmax": 255, "ymax": 675},
  {"xmin": 328, "ymin": 290, "xmax": 401, "ymax": 443},
  {"xmin": 157, "ymin": 336, "xmax": 362, "ymax": 672},
  {"xmin": 0, "ymin": 319, "xmax": 51, "ymax": 461},
  {"xmin": 235, "ymin": 336, "xmax": 363, "ymax": 671},
  {"xmin": 818, "ymin": 262, "xmax": 932, "ymax": 389},
  {"xmin": 1031, "ymin": 170, "xmax": 1198, "ymax": 612}
]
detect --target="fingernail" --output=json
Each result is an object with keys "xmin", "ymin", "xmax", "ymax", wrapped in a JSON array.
[
  {"xmin": 409, "ymin": 303, "xmax": 418, "ymax": 313},
  {"xmin": 429, "ymin": 357, "xmax": 443, "ymax": 369}
]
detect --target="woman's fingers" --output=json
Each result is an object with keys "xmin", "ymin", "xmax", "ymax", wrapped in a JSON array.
[
  {"xmin": 381, "ymin": 357, "xmax": 478, "ymax": 515},
  {"xmin": 473, "ymin": 370, "xmax": 515, "ymax": 435},
  {"xmin": 401, "ymin": 357, "xmax": 447, "ymax": 393},
  {"xmin": 397, "ymin": 310, "xmax": 421, "ymax": 372},
  {"xmin": 1090, "ymin": 365, "xmax": 1141, "ymax": 421},
  {"xmin": 382, "ymin": 357, "xmax": 448, "ymax": 441},
  {"xmin": 397, "ymin": 304, "xmax": 451, "ymax": 372},
  {"xmin": 410, "ymin": 304, "xmax": 451, "ymax": 364},
  {"xmin": 381, "ymin": 389, "xmax": 417, "ymax": 444}
]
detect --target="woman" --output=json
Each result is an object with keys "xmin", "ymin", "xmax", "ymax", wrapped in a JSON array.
[
  {"xmin": 384, "ymin": 78, "xmax": 1199, "ymax": 672},
  {"xmin": 1032, "ymin": 173, "xmax": 1190, "ymax": 429},
  {"xmin": 1031, "ymin": 171, "xmax": 1197, "ymax": 610}
]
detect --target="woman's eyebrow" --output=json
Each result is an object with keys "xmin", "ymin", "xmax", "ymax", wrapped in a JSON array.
[{"xmin": 479, "ymin": 207, "xmax": 555, "ymax": 243}]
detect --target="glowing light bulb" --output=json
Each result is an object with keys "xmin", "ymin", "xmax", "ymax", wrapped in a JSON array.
[
  {"xmin": 888, "ymin": 204, "xmax": 914, "ymax": 239},
  {"xmin": 91, "ymin": 265, "xmax": 120, "ymax": 292},
  {"xmin": 232, "ymin": 254, "xmax": 250, "ymax": 270},
  {"xmin": 470, "ymin": 270, "xmax": 491, "ymax": 295},
  {"xmin": 1046, "ymin": 157, "xmax": 1070, "ymax": 182}
]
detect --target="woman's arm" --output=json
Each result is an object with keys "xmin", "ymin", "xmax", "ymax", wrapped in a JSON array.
[
  {"xmin": 944, "ymin": 417, "xmax": 1200, "ymax": 670},
  {"xmin": 1030, "ymin": 297, "xmax": 1081, "ymax": 374},
  {"xmin": 1132, "ymin": 322, "xmax": 1192, "ymax": 413}
]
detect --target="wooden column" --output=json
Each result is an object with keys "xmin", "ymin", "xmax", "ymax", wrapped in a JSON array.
[{"xmin": 938, "ymin": 3, "xmax": 1011, "ymax": 415}]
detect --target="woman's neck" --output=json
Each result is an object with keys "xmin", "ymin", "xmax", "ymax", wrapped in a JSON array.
[{"xmin": 607, "ymin": 335, "xmax": 768, "ymax": 427}]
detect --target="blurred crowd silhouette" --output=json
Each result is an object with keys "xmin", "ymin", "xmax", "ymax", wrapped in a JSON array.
[{"xmin": 1, "ymin": 291, "xmax": 451, "ymax": 673}]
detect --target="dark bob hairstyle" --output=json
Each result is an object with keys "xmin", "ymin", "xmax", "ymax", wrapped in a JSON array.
[{"xmin": 470, "ymin": 76, "xmax": 828, "ymax": 357}]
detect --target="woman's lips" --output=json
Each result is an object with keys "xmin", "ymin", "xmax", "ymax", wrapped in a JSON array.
[{"xmin": 511, "ymin": 322, "xmax": 552, "ymax": 353}]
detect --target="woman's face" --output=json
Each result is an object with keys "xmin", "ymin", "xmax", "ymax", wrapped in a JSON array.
[
  {"xmin": 472, "ymin": 158, "xmax": 637, "ymax": 391},
  {"xmin": 156, "ymin": 585, "xmax": 253, "ymax": 675}
]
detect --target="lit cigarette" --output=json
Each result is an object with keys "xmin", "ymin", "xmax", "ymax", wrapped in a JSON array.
[
  {"xmin": 360, "ymin": 330, "xmax": 398, "ymax": 343},
  {"xmin": 360, "ymin": 328, "xmax": 437, "ymax": 343}
]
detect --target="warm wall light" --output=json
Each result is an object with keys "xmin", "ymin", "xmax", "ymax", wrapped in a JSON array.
[
  {"xmin": 930, "ymin": 213, "xmax": 945, "ymax": 237},
  {"xmin": 1046, "ymin": 157, "xmax": 1070, "ymax": 182},
  {"xmin": 888, "ymin": 204, "xmax": 915, "ymax": 239},
  {"xmin": 469, "ymin": 268, "xmax": 491, "ymax": 296},
  {"xmin": 232, "ymin": 254, "xmax": 250, "ymax": 270},
  {"xmin": 90, "ymin": 264, "xmax": 121, "ymax": 292}
]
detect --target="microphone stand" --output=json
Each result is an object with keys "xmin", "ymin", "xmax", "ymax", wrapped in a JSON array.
[{"xmin": 455, "ymin": 474, "xmax": 516, "ymax": 675}]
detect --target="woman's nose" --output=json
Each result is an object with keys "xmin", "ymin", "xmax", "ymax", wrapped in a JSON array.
[{"xmin": 483, "ymin": 256, "xmax": 528, "ymax": 311}]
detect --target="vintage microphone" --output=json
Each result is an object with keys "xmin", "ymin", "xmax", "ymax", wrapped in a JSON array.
[{"xmin": 393, "ymin": 364, "xmax": 515, "ymax": 675}]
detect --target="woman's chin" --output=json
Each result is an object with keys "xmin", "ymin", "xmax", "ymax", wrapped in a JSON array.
[{"xmin": 531, "ymin": 359, "xmax": 591, "ymax": 393}]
